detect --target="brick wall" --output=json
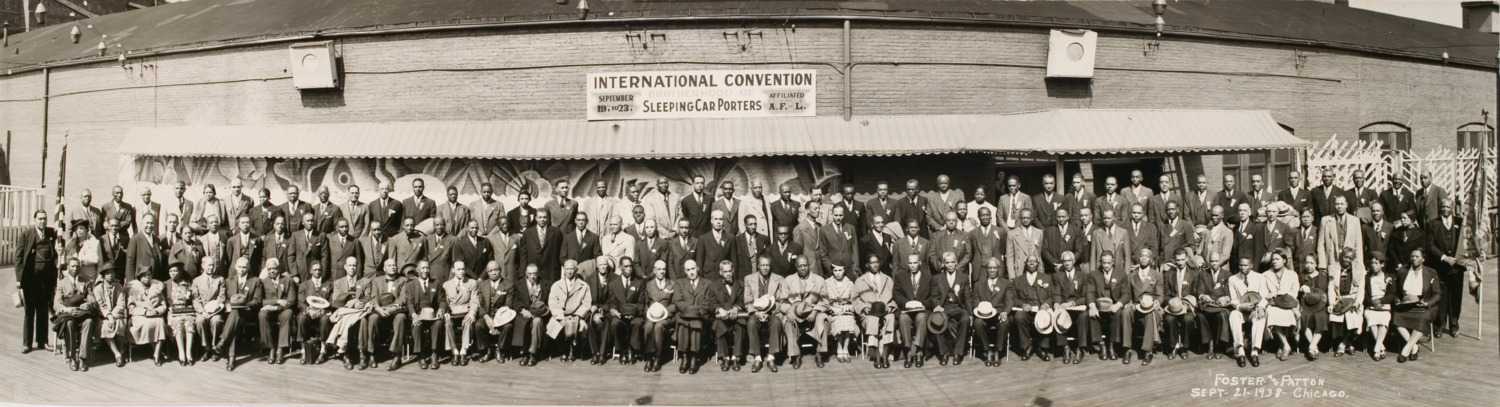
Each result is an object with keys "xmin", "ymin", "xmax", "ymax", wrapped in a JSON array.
[{"xmin": 0, "ymin": 21, "xmax": 1493, "ymax": 201}]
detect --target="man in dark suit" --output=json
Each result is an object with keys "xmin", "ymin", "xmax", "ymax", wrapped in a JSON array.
[
  {"xmin": 1039, "ymin": 208, "xmax": 1078, "ymax": 274},
  {"xmin": 544, "ymin": 179, "xmax": 580, "ymax": 231},
  {"xmin": 1087, "ymin": 252, "xmax": 1132, "ymax": 359},
  {"xmin": 258, "ymin": 260, "xmax": 298, "ymax": 365},
  {"xmin": 711, "ymin": 182, "xmax": 743, "ymax": 236},
  {"xmin": 1010, "ymin": 256, "xmax": 1052, "ymax": 361},
  {"xmin": 1277, "ymin": 171, "xmax": 1311, "ymax": 216},
  {"xmin": 680, "ymin": 176, "xmax": 713, "ymax": 236},
  {"xmin": 281, "ymin": 186, "xmax": 315, "ymax": 233},
  {"xmin": 261, "ymin": 217, "xmax": 296, "ymax": 282},
  {"xmin": 893, "ymin": 252, "xmax": 935, "ymax": 368},
  {"xmin": 560, "ymin": 212, "xmax": 602, "ymax": 271},
  {"xmin": 1194, "ymin": 252, "xmax": 1232, "ymax": 358},
  {"xmin": 101, "ymin": 185, "xmax": 138, "ymax": 235},
  {"xmin": 672, "ymin": 260, "xmax": 715, "ymax": 374},
  {"xmin": 1065, "ymin": 174, "xmax": 1097, "ymax": 226},
  {"xmin": 340, "ymin": 185, "xmax": 369, "ymax": 240},
  {"xmin": 1230, "ymin": 203, "xmax": 1268, "ymax": 272},
  {"xmin": 731, "ymin": 215, "xmax": 771, "ymax": 282},
  {"xmin": 99, "ymin": 216, "xmax": 131, "ymax": 283},
  {"xmin": 837, "ymin": 184, "xmax": 868, "ymax": 232},
  {"xmin": 771, "ymin": 185, "xmax": 803, "ymax": 232},
  {"xmin": 694, "ymin": 210, "xmax": 738, "ymax": 280},
  {"xmin": 452, "ymin": 220, "xmax": 493, "ymax": 279},
  {"xmin": 1147, "ymin": 174, "xmax": 1184, "ymax": 227},
  {"xmin": 126, "ymin": 214, "xmax": 166, "ymax": 281},
  {"xmin": 367, "ymin": 181, "xmax": 404, "ymax": 238},
  {"xmin": 312, "ymin": 186, "xmax": 344, "ymax": 235},
  {"xmin": 1345, "ymin": 170, "xmax": 1380, "ymax": 222},
  {"xmin": 1160, "ymin": 201, "xmax": 1196, "ymax": 261},
  {"xmin": 228, "ymin": 215, "xmax": 264, "ymax": 275},
  {"xmin": 894, "ymin": 179, "xmax": 931, "ymax": 238},
  {"xmin": 360, "ymin": 260, "xmax": 410, "ymax": 371},
  {"xmin": 290, "ymin": 213, "xmax": 325, "ymax": 282},
  {"xmin": 437, "ymin": 186, "xmax": 472, "ymax": 237},
  {"xmin": 507, "ymin": 191, "xmax": 539, "ymax": 235},
  {"xmin": 1160, "ymin": 250, "xmax": 1199, "ymax": 359},
  {"xmin": 325, "ymin": 219, "xmax": 363, "ymax": 280},
  {"xmin": 865, "ymin": 182, "xmax": 898, "ymax": 233},
  {"xmin": 1363, "ymin": 203, "xmax": 1393, "ymax": 265},
  {"xmin": 357, "ymin": 224, "xmax": 388, "ymax": 278},
  {"xmin": 518, "ymin": 210, "xmax": 564, "ymax": 283},
  {"xmin": 817, "ymin": 206, "xmax": 859, "ymax": 277},
  {"xmin": 1125, "ymin": 203, "xmax": 1161, "ymax": 263},
  {"xmin": 1425, "ymin": 200, "xmax": 1464, "ymax": 337},
  {"xmin": 166, "ymin": 219, "xmax": 205, "ymax": 278},
  {"xmin": 1050, "ymin": 252, "xmax": 1090, "ymax": 364},
  {"xmin": 707, "ymin": 260, "xmax": 746, "ymax": 371},
  {"xmin": 1414, "ymin": 173, "xmax": 1447, "ymax": 224},
  {"xmin": 667, "ymin": 219, "xmax": 701, "ymax": 279},
  {"xmin": 1095, "ymin": 177, "xmax": 1131, "ymax": 228},
  {"xmin": 1033, "ymin": 174, "xmax": 1066, "ymax": 228},
  {"xmin": 929, "ymin": 251, "xmax": 972, "ymax": 366},
  {"xmin": 1293, "ymin": 210, "xmax": 1319, "ymax": 268},
  {"xmin": 1185, "ymin": 175, "xmax": 1214, "ymax": 227},
  {"xmin": 401, "ymin": 179, "xmax": 437, "ymax": 225},
  {"xmin": 215, "ymin": 256, "xmax": 265, "ymax": 371},
  {"xmin": 248, "ymin": 188, "xmax": 282, "ymax": 237},
  {"xmin": 1121, "ymin": 249, "xmax": 1164, "ymax": 365},
  {"xmin": 634, "ymin": 221, "xmax": 671, "ymax": 280},
  {"xmin": 859, "ymin": 215, "xmax": 897, "ymax": 274},
  {"xmin": 14, "ymin": 210, "xmax": 58, "ymax": 353},
  {"xmin": 1309, "ymin": 170, "xmax": 1344, "ymax": 223},
  {"xmin": 404, "ymin": 262, "xmax": 446, "ymax": 370},
  {"xmin": 971, "ymin": 257, "xmax": 1013, "ymax": 366},
  {"xmin": 768, "ymin": 225, "xmax": 801, "ymax": 277},
  {"xmin": 1216, "ymin": 175, "xmax": 1250, "ymax": 226},
  {"xmin": 1380, "ymin": 177, "xmax": 1416, "ymax": 222}
]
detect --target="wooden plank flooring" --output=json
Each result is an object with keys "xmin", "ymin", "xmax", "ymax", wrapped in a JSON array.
[{"xmin": 2, "ymin": 263, "xmax": 1497, "ymax": 406}]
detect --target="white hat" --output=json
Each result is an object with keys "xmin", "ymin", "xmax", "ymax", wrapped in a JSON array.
[
  {"xmin": 305, "ymin": 296, "xmax": 330, "ymax": 310},
  {"xmin": 646, "ymin": 302, "xmax": 670, "ymax": 322},
  {"xmin": 972, "ymin": 301, "xmax": 998, "ymax": 319},
  {"xmin": 1034, "ymin": 308, "xmax": 1055, "ymax": 334},
  {"xmin": 903, "ymin": 300, "xmax": 926, "ymax": 312},
  {"xmin": 490, "ymin": 306, "xmax": 517, "ymax": 328}
]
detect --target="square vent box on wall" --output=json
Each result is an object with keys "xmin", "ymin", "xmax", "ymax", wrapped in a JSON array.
[
  {"xmin": 1046, "ymin": 29, "xmax": 1097, "ymax": 79},
  {"xmin": 289, "ymin": 41, "xmax": 339, "ymax": 89}
]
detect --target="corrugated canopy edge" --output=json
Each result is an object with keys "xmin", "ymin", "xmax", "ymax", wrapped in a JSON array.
[{"xmin": 115, "ymin": 109, "xmax": 1310, "ymax": 160}]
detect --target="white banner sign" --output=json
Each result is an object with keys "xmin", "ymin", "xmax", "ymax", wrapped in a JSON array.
[{"xmin": 586, "ymin": 69, "xmax": 816, "ymax": 120}]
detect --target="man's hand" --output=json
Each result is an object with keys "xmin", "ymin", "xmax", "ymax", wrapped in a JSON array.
[{"xmin": 521, "ymin": 309, "xmax": 533, "ymax": 318}]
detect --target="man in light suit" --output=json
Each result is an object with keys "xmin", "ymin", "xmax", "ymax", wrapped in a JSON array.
[
  {"xmin": 437, "ymin": 186, "xmax": 471, "ymax": 237},
  {"xmin": 549, "ymin": 260, "xmax": 593, "ymax": 364},
  {"xmin": 341, "ymin": 185, "xmax": 370, "ymax": 239},
  {"xmin": 925, "ymin": 174, "xmax": 964, "ymax": 233},
  {"xmin": 1006, "ymin": 208, "xmax": 1044, "ymax": 280},
  {"xmin": 1090, "ymin": 209, "xmax": 1133, "ymax": 276},
  {"xmin": 997, "ymin": 176, "xmax": 1032, "ymax": 229},
  {"xmin": 484, "ymin": 217, "xmax": 519, "ymax": 280},
  {"xmin": 1202, "ymin": 206, "xmax": 1235, "ymax": 272},
  {"xmin": 68, "ymin": 189, "xmax": 106, "ymax": 237},
  {"xmin": 166, "ymin": 181, "xmax": 195, "ymax": 235},
  {"xmin": 1318, "ymin": 196, "xmax": 1365, "ymax": 297},
  {"xmin": 929, "ymin": 212, "xmax": 972, "ymax": 279},
  {"xmin": 135, "ymin": 188, "xmax": 162, "ymax": 237},
  {"xmin": 401, "ymin": 179, "xmax": 437, "ymax": 226},
  {"xmin": 358, "ymin": 224, "xmax": 389, "ymax": 278},
  {"xmin": 743, "ymin": 182, "xmax": 773, "ymax": 236},
  {"xmin": 388, "ymin": 217, "xmax": 427, "ymax": 271},
  {"xmin": 581, "ymin": 180, "xmax": 617, "ymax": 234},
  {"xmin": 742, "ymin": 256, "xmax": 784, "ymax": 372},
  {"xmin": 643, "ymin": 178, "xmax": 679, "ymax": 239},
  {"xmin": 711, "ymin": 181, "xmax": 744, "ymax": 236},
  {"xmin": 470, "ymin": 182, "xmax": 507, "ymax": 237}
]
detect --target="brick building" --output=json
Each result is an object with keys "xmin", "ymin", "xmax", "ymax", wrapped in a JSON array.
[{"xmin": 0, "ymin": 0, "xmax": 1494, "ymax": 217}]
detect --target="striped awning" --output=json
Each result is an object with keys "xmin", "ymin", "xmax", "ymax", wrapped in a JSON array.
[{"xmin": 116, "ymin": 109, "xmax": 1307, "ymax": 160}]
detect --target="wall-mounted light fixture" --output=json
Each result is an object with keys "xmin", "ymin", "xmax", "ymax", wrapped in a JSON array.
[
  {"xmin": 1145, "ymin": 0, "xmax": 1167, "ymax": 54},
  {"xmin": 33, "ymin": 1, "xmax": 47, "ymax": 25}
]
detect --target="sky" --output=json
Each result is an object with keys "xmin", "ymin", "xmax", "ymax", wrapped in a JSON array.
[{"xmin": 1350, "ymin": 0, "xmax": 1469, "ymax": 27}]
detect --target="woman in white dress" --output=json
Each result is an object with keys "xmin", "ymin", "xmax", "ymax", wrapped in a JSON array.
[
  {"xmin": 1363, "ymin": 252, "xmax": 1395, "ymax": 361},
  {"xmin": 1263, "ymin": 249, "xmax": 1301, "ymax": 362}
]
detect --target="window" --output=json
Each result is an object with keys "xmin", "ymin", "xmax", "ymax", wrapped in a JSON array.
[
  {"xmin": 1358, "ymin": 122, "xmax": 1411, "ymax": 153},
  {"xmin": 1222, "ymin": 149, "xmax": 1295, "ymax": 190},
  {"xmin": 1457, "ymin": 122, "xmax": 1495, "ymax": 150}
]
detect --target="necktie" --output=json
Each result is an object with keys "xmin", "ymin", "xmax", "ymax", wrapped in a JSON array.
[{"xmin": 759, "ymin": 276, "xmax": 768, "ymax": 295}]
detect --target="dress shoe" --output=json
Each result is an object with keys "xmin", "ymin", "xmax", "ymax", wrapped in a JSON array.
[
  {"xmin": 387, "ymin": 359, "xmax": 400, "ymax": 371},
  {"xmin": 732, "ymin": 359, "xmax": 741, "ymax": 371},
  {"xmin": 767, "ymin": 360, "xmax": 779, "ymax": 372},
  {"xmin": 1142, "ymin": 353, "xmax": 1153, "ymax": 366},
  {"xmin": 791, "ymin": 356, "xmax": 802, "ymax": 369},
  {"xmin": 343, "ymin": 358, "xmax": 354, "ymax": 370},
  {"xmin": 938, "ymin": 356, "xmax": 949, "ymax": 366},
  {"xmin": 678, "ymin": 358, "xmax": 690, "ymax": 374},
  {"xmin": 644, "ymin": 360, "xmax": 654, "ymax": 372},
  {"xmin": 1038, "ymin": 353, "xmax": 1050, "ymax": 362},
  {"xmin": 955, "ymin": 355, "xmax": 964, "ymax": 366},
  {"xmin": 814, "ymin": 356, "xmax": 825, "ymax": 368},
  {"xmin": 752, "ymin": 360, "xmax": 764, "ymax": 373},
  {"xmin": 1248, "ymin": 354, "xmax": 1260, "ymax": 367},
  {"xmin": 1397, "ymin": 354, "xmax": 1407, "ymax": 363},
  {"xmin": 20, "ymin": 345, "xmax": 31, "ymax": 354},
  {"xmin": 79, "ymin": 361, "xmax": 88, "ymax": 372},
  {"xmin": 903, "ymin": 355, "xmax": 914, "ymax": 368},
  {"xmin": 1411, "ymin": 351, "xmax": 1421, "ymax": 361},
  {"xmin": 1235, "ymin": 355, "xmax": 1246, "ymax": 367},
  {"xmin": 915, "ymin": 355, "xmax": 925, "ymax": 368},
  {"xmin": 224, "ymin": 358, "xmax": 234, "ymax": 371},
  {"xmin": 1122, "ymin": 351, "xmax": 1132, "ymax": 365},
  {"xmin": 68, "ymin": 359, "xmax": 78, "ymax": 371},
  {"xmin": 689, "ymin": 358, "xmax": 701, "ymax": 374}
]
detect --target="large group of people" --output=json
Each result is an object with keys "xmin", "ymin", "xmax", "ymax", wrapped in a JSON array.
[{"xmin": 12, "ymin": 168, "xmax": 1481, "ymax": 374}]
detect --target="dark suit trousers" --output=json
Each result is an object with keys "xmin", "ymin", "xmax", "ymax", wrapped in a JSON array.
[
  {"xmin": 1164, "ymin": 312, "xmax": 1197, "ymax": 350},
  {"xmin": 1122, "ymin": 307, "xmax": 1160, "ymax": 351},
  {"xmin": 746, "ymin": 314, "xmax": 783, "ymax": 356},
  {"xmin": 21, "ymin": 273, "xmax": 56, "ymax": 348},
  {"xmin": 297, "ymin": 312, "xmax": 331, "ymax": 344},
  {"xmin": 1056, "ymin": 309, "xmax": 1091, "ymax": 348},
  {"xmin": 588, "ymin": 314, "xmax": 612, "ymax": 355},
  {"xmin": 898, "ymin": 311, "xmax": 930, "ymax": 350},
  {"xmin": 1437, "ymin": 264, "xmax": 1463, "ymax": 332},
  {"xmin": 56, "ymin": 315, "xmax": 94, "ymax": 359},
  {"xmin": 217, "ymin": 308, "xmax": 254, "ymax": 349},
  {"xmin": 411, "ymin": 319, "xmax": 443, "ymax": 354},
  {"xmin": 643, "ymin": 319, "xmax": 671, "ymax": 356},
  {"xmin": 675, "ymin": 318, "xmax": 706, "ymax": 354},
  {"xmin": 361, "ymin": 312, "xmax": 408, "ymax": 354},
  {"xmin": 512, "ymin": 315, "xmax": 545, "ymax": 354},
  {"xmin": 1091, "ymin": 310, "xmax": 1122, "ymax": 348},
  {"xmin": 474, "ymin": 319, "xmax": 514, "ymax": 352},
  {"xmin": 1198, "ymin": 309, "xmax": 1229, "ymax": 346},
  {"xmin": 1012, "ymin": 311, "xmax": 1048, "ymax": 353},
  {"xmin": 713, "ymin": 318, "xmax": 746, "ymax": 358},
  {"xmin": 606, "ymin": 315, "xmax": 642, "ymax": 354},
  {"xmin": 258, "ymin": 308, "xmax": 294, "ymax": 348},
  {"xmin": 973, "ymin": 316, "xmax": 1010, "ymax": 357},
  {"xmin": 933, "ymin": 311, "xmax": 971, "ymax": 357}
]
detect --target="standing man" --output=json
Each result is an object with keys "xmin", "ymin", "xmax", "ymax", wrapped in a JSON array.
[
  {"xmin": 1147, "ymin": 175, "xmax": 1182, "ymax": 226},
  {"xmin": 367, "ymin": 181, "xmax": 403, "ymax": 238},
  {"xmin": 325, "ymin": 219, "xmax": 362, "ymax": 280},
  {"xmin": 1247, "ymin": 175, "xmax": 1275, "ymax": 215},
  {"xmin": 1277, "ymin": 171, "xmax": 1311, "ymax": 215},
  {"xmin": 1216, "ymin": 175, "xmax": 1249, "ymax": 226},
  {"xmin": 484, "ymin": 217, "xmax": 519, "ymax": 280},
  {"xmin": 1363, "ymin": 203, "xmax": 1394, "ymax": 264},
  {"xmin": 634, "ymin": 221, "xmax": 670, "ymax": 280},
  {"xmin": 713, "ymin": 181, "xmax": 744, "ymax": 236},
  {"xmin": 518, "ymin": 211, "xmax": 563, "ymax": 282},
  {"xmin": 167, "ymin": 182, "xmax": 194, "ymax": 234},
  {"xmin": 225, "ymin": 180, "xmax": 255, "ymax": 232},
  {"xmin": 1033, "ymin": 174, "xmax": 1066, "ymax": 228},
  {"xmin": 769, "ymin": 225, "xmax": 801, "ymax": 277},
  {"xmin": 966, "ymin": 186, "xmax": 998, "ymax": 231},
  {"xmin": 102, "ymin": 185, "xmax": 138, "ymax": 235},
  {"xmin": 401, "ymin": 179, "xmax": 437, "ymax": 225},
  {"xmin": 680, "ymin": 176, "xmax": 713, "ymax": 236},
  {"xmin": 997, "ymin": 176, "xmax": 1032, "ymax": 229},
  {"xmin": 15, "ymin": 210, "xmax": 57, "ymax": 353},
  {"xmin": 744, "ymin": 182, "xmax": 773, "ymax": 237},
  {"xmin": 1005, "ymin": 209, "xmax": 1043, "ymax": 280},
  {"xmin": 437, "ymin": 186, "xmax": 471, "ymax": 237},
  {"xmin": 1064, "ymin": 174, "xmax": 1096, "ymax": 226},
  {"xmin": 926, "ymin": 175, "xmax": 964, "ymax": 234},
  {"xmin": 1203, "ymin": 206, "xmax": 1235, "ymax": 272},
  {"xmin": 930, "ymin": 212, "xmax": 972, "ymax": 279},
  {"xmin": 732, "ymin": 215, "xmax": 771, "ymax": 282},
  {"xmin": 280, "ymin": 186, "xmax": 314, "ymax": 233},
  {"xmin": 424, "ymin": 217, "xmax": 457, "ymax": 283},
  {"xmin": 895, "ymin": 179, "xmax": 931, "ymax": 238},
  {"xmin": 1346, "ymin": 170, "xmax": 1379, "ymax": 222},
  {"xmin": 1231, "ymin": 203, "xmax": 1267, "ymax": 272},
  {"xmin": 1040, "ymin": 208, "xmax": 1078, "ymax": 274},
  {"xmin": 669, "ymin": 219, "xmax": 702, "ymax": 279},
  {"xmin": 1095, "ymin": 177, "xmax": 1130, "ymax": 229},
  {"xmin": 860, "ymin": 215, "xmax": 897, "ymax": 274},
  {"xmin": 358, "ymin": 223, "xmax": 389, "ymax": 278},
  {"xmin": 126, "ymin": 214, "xmax": 166, "ymax": 281},
  {"xmin": 1309, "ymin": 170, "xmax": 1344, "ymax": 223},
  {"xmin": 1380, "ymin": 177, "xmax": 1416, "ymax": 223},
  {"xmin": 1126, "ymin": 203, "xmax": 1161, "ymax": 259},
  {"xmin": 818, "ymin": 206, "xmax": 859, "ymax": 277},
  {"xmin": 248, "ymin": 188, "xmax": 281, "ymax": 236},
  {"xmin": 136, "ymin": 188, "xmax": 162, "ymax": 236},
  {"xmin": 1120, "ymin": 170, "xmax": 1153, "ymax": 215},
  {"xmin": 388, "ymin": 217, "xmax": 427, "ymax": 271},
  {"xmin": 313, "ymin": 186, "xmax": 343, "ymax": 235},
  {"xmin": 1186, "ymin": 175, "xmax": 1213, "ymax": 227},
  {"xmin": 560, "ymin": 212, "xmax": 602, "ymax": 270},
  {"xmin": 1090, "ymin": 209, "xmax": 1133, "ymax": 276},
  {"xmin": 451, "ymin": 220, "xmax": 491, "ymax": 280},
  {"xmin": 1414, "ymin": 172, "xmax": 1447, "ymax": 224},
  {"xmin": 645, "ymin": 178, "xmax": 679, "ymax": 239},
  {"xmin": 695, "ymin": 210, "xmax": 738, "ymax": 279},
  {"xmin": 1426, "ymin": 200, "xmax": 1463, "ymax": 337},
  {"xmin": 341, "ymin": 185, "xmax": 369, "ymax": 239},
  {"xmin": 1160, "ymin": 201, "xmax": 1196, "ymax": 260},
  {"xmin": 470, "ymin": 182, "xmax": 507, "ymax": 237},
  {"xmin": 866, "ymin": 182, "xmax": 898, "ymax": 235},
  {"xmin": 582, "ymin": 180, "xmax": 617, "ymax": 234},
  {"xmin": 771, "ymin": 184, "xmax": 803, "ymax": 233}
]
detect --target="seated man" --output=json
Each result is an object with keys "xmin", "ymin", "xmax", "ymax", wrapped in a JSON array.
[
  {"xmin": 1195, "ymin": 253, "xmax": 1233, "ymax": 359},
  {"xmin": 474, "ymin": 261, "xmax": 515, "ymax": 364},
  {"xmin": 641, "ymin": 260, "xmax": 676, "ymax": 372},
  {"xmin": 214, "ymin": 256, "xmax": 264, "ymax": 371},
  {"xmin": 54, "ymin": 257, "xmax": 96, "ymax": 372},
  {"xmin": 359, "ymin": 259, "xmax": 409, "ymax": 371},
  {"xmin": 442, "ymin": 261, "xmax": 478, "ymax": 366},
  {"xmin": 1011, "ymin": 256, "xmax": 1052, "ymax": 362},
  {"xmin": 853, "ymin": 254, "xmax": 896, "ymax": 369},
  {"xmin": 1162, "ymin": 249, "xmax": 1201, "ymax": 360},
  {"xmin": 327, "ymin": 256, "xmax": 366, "ymax": 369},
  {"xmin": 548, "ymin": 259, "xmax": 593, "ymax": 363},
  {"xmin": 1087, "ymin": 251, "xmax": 1130, "ymax": 361},
  {"xmin": 405, "ymin": 260, "xmax": 446, "ymax": 370},
  {"xmin": 258, "ymin": 259, "xmax": 298, "ymax": 365},
  {"xmin": 894, "ymin": 253, "xmax": 934, "ymax": 368},
  {"xmin": 1121, "ymin": 248, "xmax": 1164, "ymax": 366},
  {"xmin": 296, "ymin": 262, "xmax": 334, "ymax": 365},
  {"xmin": 1052, "ymin": 251, "xmax": 1091, "ymax": 365},
  {"xmin": 1228, "ymin": 257, "xmax": 1269, "ymax": 367},
  {"xmin": 672, "ymin": 259, "xmax": 714, "ymax": 374},
  {"xmin": 603, "ymin": 256, "xmax": 646, "ymax": 364},
  {"xmin": 970, "ymin": 256, "xmax": 1012, "ymax": 367},
  {"xmin": 930, "ymin": 251, "xmax": 973, "ymax": 366},
  {"xmin": 512, "ymin": 264, "xmax": 551, "ymax": 367},
  {"xmin": 585, "ymin": 256, "xmax": 615, "ymax": 365},
  {"xmin": 743, "ymin": 255, "xmax": 785, "ymax": 373},
  {"xmin": 709, "ymin": 260, "xmax": 747, "ymax": 371},
  {"xmin": 779, "ymin": 256, "xmax": 828, "ymax": 369},
  {"xmin": 192, "ymin": 256, "xmax": 227, "ymax": 362}
]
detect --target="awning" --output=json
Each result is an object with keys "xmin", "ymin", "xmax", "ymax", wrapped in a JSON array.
[{"xmin": 116, "ymin": 109, "xmax": 1307, "ymax": 160}]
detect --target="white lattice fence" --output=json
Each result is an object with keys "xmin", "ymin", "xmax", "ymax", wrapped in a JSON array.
[{"xmin": 1306, "ymin": 136, "xmax": 1390, "ymax": 191}]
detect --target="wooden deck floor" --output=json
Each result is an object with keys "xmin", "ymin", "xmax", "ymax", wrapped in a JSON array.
[{"xmin": 1, "ymin": 263, "xmax": 1497, "ymax": 406}]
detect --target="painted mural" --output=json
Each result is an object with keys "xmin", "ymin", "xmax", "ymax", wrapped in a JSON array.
[{"xmin": 125, "ymin": 156, "xmax": 844, "ymax": 209}]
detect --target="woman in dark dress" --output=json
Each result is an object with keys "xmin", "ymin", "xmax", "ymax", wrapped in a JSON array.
[
  {"xmin": 1393, "ymin": 249, "xmax": 1441, "ymax": 363},
  {"xmin": 1298, "ymin": 254, "xmax": 1329, "ymax": 360},
  {"xmin": 1364, "ymin": 252, "xmax": 1396, "ymax": 361}
]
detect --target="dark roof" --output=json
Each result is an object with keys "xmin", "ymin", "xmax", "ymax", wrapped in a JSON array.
[{"xmin": 1, "ymin": 0, "xmax": 1495, "ymax": 73}]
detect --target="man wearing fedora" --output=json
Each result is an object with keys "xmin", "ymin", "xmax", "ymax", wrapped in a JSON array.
[
  {"xmin": 1051, "ymin": 251, "xmax": 1089, "ymax": 364},
  {"xmin": 1161, "ymin": 249, "xmax": 1200, "ymax": 360},
  {"xmin": 894, "ymin": 253, "xmax": 935, "ymax": 368},
  {"xmin": 1086, "ymin": 251, "xmax": 1130, "ymax": 361},
  {"xmin": 297, "ymin": 262, "xmax": 334, "ymax": 365},
  {"xmin": 743, "ymin": 256, "xmax": 785, "ymax": 372},
  {"xmin": 971, "ymin": 257, "xmax": 1012, "ymax": 367},
  {"xmin": 1121, "ymin": 248, "xmax": 1164, "ymax": 366},
  {"xmin": 929, "ymin": 251, "xmax": 972, "ymax": 366}
]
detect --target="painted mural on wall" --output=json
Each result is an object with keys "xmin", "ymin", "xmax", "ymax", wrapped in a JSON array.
[{"xmin": 125, "ymin": 156, "xmax": 843, "ymax": 211}]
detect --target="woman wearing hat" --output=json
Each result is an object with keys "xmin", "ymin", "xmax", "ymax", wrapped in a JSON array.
[
  {"xmin": 853, "ymin": 254, "xmax": 896, "ymax": 369},
  {"xmin": 127, "ymin": 264, "xmax": 168, "ymax": 366},
  {"xmin": 823, "ymin": 261, "xmax": 860, "ymax": 364},
  {"xmin": 166, "ymin": 263, "xmax": 199, "ymax": 366},
  {"xmin": 91, "ymin": 265, "xmax": 129, "ymax": 367},
  {"xmin": 1263, "ymin": 249, "xmax": 1301, "ymax": 362},
  {"xmin": 53, "ymin": 257, "xmax": 95, "ymax": 371},
  {"xmin": 1297, "ymin": 253, "xmax": 1329, "ymax": 361},
  {"xmin": 1363, "ymin": 252, "xmax": 1396, "ymax": 360},
  {"xmin": 641, "ymin": 259, "xmax": 677, "ymax": 372},
  {"xmin": 64, "ymin": 220, "xmax": 101, "ymax": 282},
  {"xmin": 1392, "ymin": 249, "xmax": 1441, "ymax": 363},
  {"xmin": 1228, "ymin": 257, "xmax": 1270, "ymax": 367},
  {"xmin": 1327, "ymin": 248, "xmax": 1364, "ymax": 358}
]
